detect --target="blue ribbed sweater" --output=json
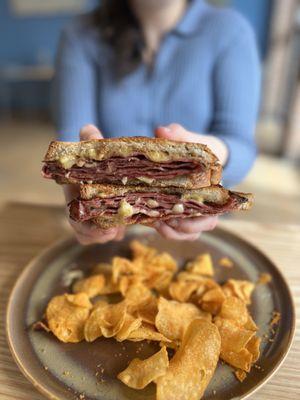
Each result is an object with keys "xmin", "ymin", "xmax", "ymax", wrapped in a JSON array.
[{"xmin": 54, "ymin": 0, "xmax": 261, "ymax": 187}]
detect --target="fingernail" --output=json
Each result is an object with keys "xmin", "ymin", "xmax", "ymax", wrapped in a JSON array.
[{"xmin": 168, "ymin": 219, "xmax": 179, "ymax": 228}]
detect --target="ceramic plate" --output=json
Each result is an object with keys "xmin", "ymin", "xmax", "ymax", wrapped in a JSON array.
[{"xmin": 6, "ymin": 226, "xmax": 295, "ymax": 400}]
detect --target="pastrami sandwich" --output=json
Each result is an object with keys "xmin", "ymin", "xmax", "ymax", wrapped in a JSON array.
[
  {"xmin": 43, "ymin": 137, "xmax": 222, "ymax": 189},
  {"xmin": 69, "ymin": 184, "xmax": 253, "ymax": 229}
]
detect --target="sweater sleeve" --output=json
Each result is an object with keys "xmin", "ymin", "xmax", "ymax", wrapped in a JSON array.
[
  {"xmin": 209, "ymin": 20, "xmax": 261, "ymax": 187},
  {"xmin": 53, "ymin": 24, "xmax": 98, "ymax": 141}
]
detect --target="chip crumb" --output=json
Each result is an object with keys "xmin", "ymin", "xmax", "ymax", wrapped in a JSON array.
[
  {"xmin": 219, "ymin": 257, "xmax": 234, "ymax": 268},
  {"xmin": 44, "ymin": 366, "xmax": 48, "ymax": 371},
  {"xmin": 78, "ymin": 394, "xmax": 85, "ymax": 400},
  {"xmin": 270, "ymin": 311, "xmax": 281, "ymax": 326},
  {"xmin": 62, "ymin": 370, "xmax": 71, "ymax": 377},
  {"xmin": 213, "ymin": 389, "xmax": 217, "ymax": 395},
  {"xmin": 235, "ymin": 369, "xmax": 247, "ymax": 382},
  {"xmin": 257, "ymin": 273, "xmax": 272, "ymax": 285}
]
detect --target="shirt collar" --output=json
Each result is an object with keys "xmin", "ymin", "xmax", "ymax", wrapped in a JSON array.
[{"xmin": 173, "ymin": 0, "xmax": 208, "ymax": 36}]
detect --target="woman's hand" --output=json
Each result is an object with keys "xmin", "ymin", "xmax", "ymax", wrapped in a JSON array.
[
  {"xmin": 64, "ymin": 124, "xmax": 125, "ymax": 245},
  {"xmin": 153, "ymin": 123, "xmax": 223, "ymax": 241}
]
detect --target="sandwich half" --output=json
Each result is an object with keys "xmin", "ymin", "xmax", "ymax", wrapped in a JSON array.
[
  {"xmin": 69, "ymin": 184, "xmax": 253, "ymax": 229},
  {"xmin": 43, "ymin": 137, "xmax": 222, "ymax": 189}
]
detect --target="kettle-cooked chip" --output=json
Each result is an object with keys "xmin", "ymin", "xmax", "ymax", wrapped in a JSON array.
[
  {"xmin": 115, "ymin": 313, "xmax": 143, "ymax": 342},
  {"xmin": 186, "ymin": 253, "xmax": 214, "ymax": 276},
  {"xmin": 130, "ymin": 240, "xmax": 157, "ymax": 262},
  {"xmin": 214, "ymin": 317, "xmax": 255, "ymax": 354},
  {"xmin": 223, "ymin": 279, "xmax": 255, "ymax": 305},
  {"xmin": 112, "ymin": 257, "xmax": 138, "ymax": 284},
  {"xmin": 214, "ymin": 317, "xmax": 257, "ymax": 372},
  {"xmin": 146, "ymin": 270, "xmax": 174, "ymax": 292},
  {"xmin": 235, "ymin": 369, "xmax": 247, "ymax": 382},
  {"xmin": 219, "ymin": 297, "xmax": 249, "ymax": 327},
  {"xmin": 99, "ymin": 301, "xmax": 128, "ymax": 338},
  {"xmin": 246, "ymin": 336, "xmax": 261, "ymax": 363},
  {"xmin": 73, "ymin": 274, "xmax": 105, "ymax": 298},
  {"xmin": 155, "ymin": 297, "xmax": 211, "ymax": 341},
  {"xmin": 200, "ymin": 287, "xmax": 226, "ymax": 314},
  {"xmin": 221, "ymin": 348, "xmax": 253, "ymax": 372},
  {"xmin": 169, "ymin": 280, "xmax": 198, "ymax": 303},
  {"xmin": 244, "ymin": 315, "xmax": 258, "ymax": 331},
  {"xmin": 84, "ymin": 301, "xmax": 107, "ymax": 342},
  {"xmin": 123, "ymin": 281, "xmax": 153, "ymax": 306},
  {"xmin": 46, "ymin": 293, "xmax": 92, "ymax": 343},
  {"xmin": 156, "ymin": 319, "xmax": 221, "ymax": 400},
  {"xmin": 127, "ymin": 323, "xmax": 171, "ymax": 343},
  {"xmin": 137, "ymin": 297, "xmax": 158, "ymax": 325},
  {"xmin": 118, "ymin": 346, "xmax": 169, "ymax": 389}
]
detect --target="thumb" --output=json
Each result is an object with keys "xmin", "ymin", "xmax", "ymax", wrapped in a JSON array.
[
  {"xmin": 155, "ymin": 123, "xmax": 201, "ymax": 143},
  {"xmin": 80, "ymin": 124, "xmax": 103, "ymax": 141}
]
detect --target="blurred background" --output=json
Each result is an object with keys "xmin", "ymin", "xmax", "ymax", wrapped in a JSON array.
[{"xmin": 0, "ymin": 0, "xmax": 299, "ymax": 225}]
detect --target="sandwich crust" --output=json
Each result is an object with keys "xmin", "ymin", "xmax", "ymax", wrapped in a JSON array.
[{"xmin": 44, "ymin": 137, "xmax": 220, "ymax": 165}]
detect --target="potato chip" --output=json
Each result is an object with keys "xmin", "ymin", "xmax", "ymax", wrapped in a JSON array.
[
  {"xmin": 221, "ymin": 348, "xmax": 253, "ymax": 372},
  {"xmin": 200, "ymin": 287, "xmax": 226, "ymax": 314},
  {"xmin": 112, "ymin": 257, "xmax": 138, "ymax": 284},
  {"xmin": 123, "ymin": 282, "xmax": 153, "ymax": 307},
  {"xmin": 169, "ymin": 280, "xmax": 198, "ymax": 302},
  {"xmin": 73, "ymin": 274, "xmax": 105, "ymax": 298},
  {"xmin": 137, "ymin": 297, "xmax": 158, "ymax": 325},
  {"xmin": 115, "ymin": 314, "xmax": 143, "ymax": 342},
  {"xmin": 246, "ymin": 336, "xmax": 261, "ymax": 363},
  {"xmin": 219, "ymin": 257, "xmax": 234, "ymax": 268},
  {"xmin": 257, "ymin": 273, "xmax": 272, "ymax": 285},
  {"xmin": 214, "ymin": 317, "xmax": 255, "ymax": 354},
  {"xmin": 130, "ymin": 240, "xmax": 157, "ymax": 262},
  {"xmin": 160, "ymin": 340, "xmax": 180, "ymax": 350},
  {"xmin": 155, "ymin": 297, "xmax": 211, "ymax": 341},
  {"xmin": 219, "ymin": 297, "xmax": 249, "ymax": 327},
  {"xmin": 147, "ymin": 270, "xmax": 174, "ymax": 292},
  {"xmin": 214, "ymin": 317, "xmax": 256, "ymax": 372},
  {"xmin": 46, "ymin": 293, "xmax": 92, "ymax": 343},
  {"xmin": 223, "ymin": 279, "xmax": 255, "ymax": 305},
  {"xmin": 186, "ymin": 253, "xmax": 214, "ymax": 276},
  {"xmin": 118, "ymin": 346, "xmax": 169, "ymax": 389},
  {"xmin": 86, "ymin": 300, "xmax": 127, "ymax": 338},
  {"xmin": 156, "ymin": 319, "xmax": 221, "ymax": 400},
  {"xmin": 127, "ymin": 323, "xmax": 171, "ymax": 343},
  {"xmin": 244, "ymin": 315, "xmax": 258, "ymax": 331},
  {"xmin": 149, "ymin": 253, "xmax": 177, "ymax": 273},
  {"xmin": 91, "ymin": 262, "xmax": 111, "ymax": 275},
  {"xmin": 84, "ymin": 301, "xmax": 107, "ymax": 342},
  {"xmin": 235, "ymin": 369, "xmax": 247, "ymax": 382}
]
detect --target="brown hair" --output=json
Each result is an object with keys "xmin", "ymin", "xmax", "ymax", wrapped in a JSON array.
[{"xmin": 93, "ymin": 0, "xmax": 145, "ymax": 78}]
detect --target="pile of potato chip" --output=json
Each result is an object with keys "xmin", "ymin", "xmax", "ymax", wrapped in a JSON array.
[{"xmin": 43, "ymin": 240, "xmax": 261, "ymax": 399}]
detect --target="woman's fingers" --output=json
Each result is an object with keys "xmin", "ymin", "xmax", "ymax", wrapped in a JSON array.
[
  {"xmin": 155, "ymin": 123, "xmax": 202, "ymax": 143},
  {"xmin": 166, "ymin": 216, "xmax": 218, "ymax": 234},
  {"xmin": 155, "ymin": 222, "xmax": 200, "ymax": 241},
  {"xmin": 80, "ymin": 124, "xmax": 103, "ymax": 140}
]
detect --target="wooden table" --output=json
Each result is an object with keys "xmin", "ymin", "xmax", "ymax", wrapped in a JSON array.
[{"xmin": 0, "ymin": 203, "xmax": 299, "ymax": 400}]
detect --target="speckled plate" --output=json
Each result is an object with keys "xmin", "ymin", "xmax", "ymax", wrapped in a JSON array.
[{"xmin": 6, "ymin": 226, "xmax": 295, "ymax": 400}]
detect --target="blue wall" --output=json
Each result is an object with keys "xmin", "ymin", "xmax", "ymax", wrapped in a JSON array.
[
  {"xmin": 231, "ymin": 0, "xmax": 272, "ymax": 56},
  {"xmin": 0, "ymin": 1, "xmax": 94, "ymax": 66},
  {"xmin": 0, "ymin": 0, "xmax": 272, "ymax": 112}
]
